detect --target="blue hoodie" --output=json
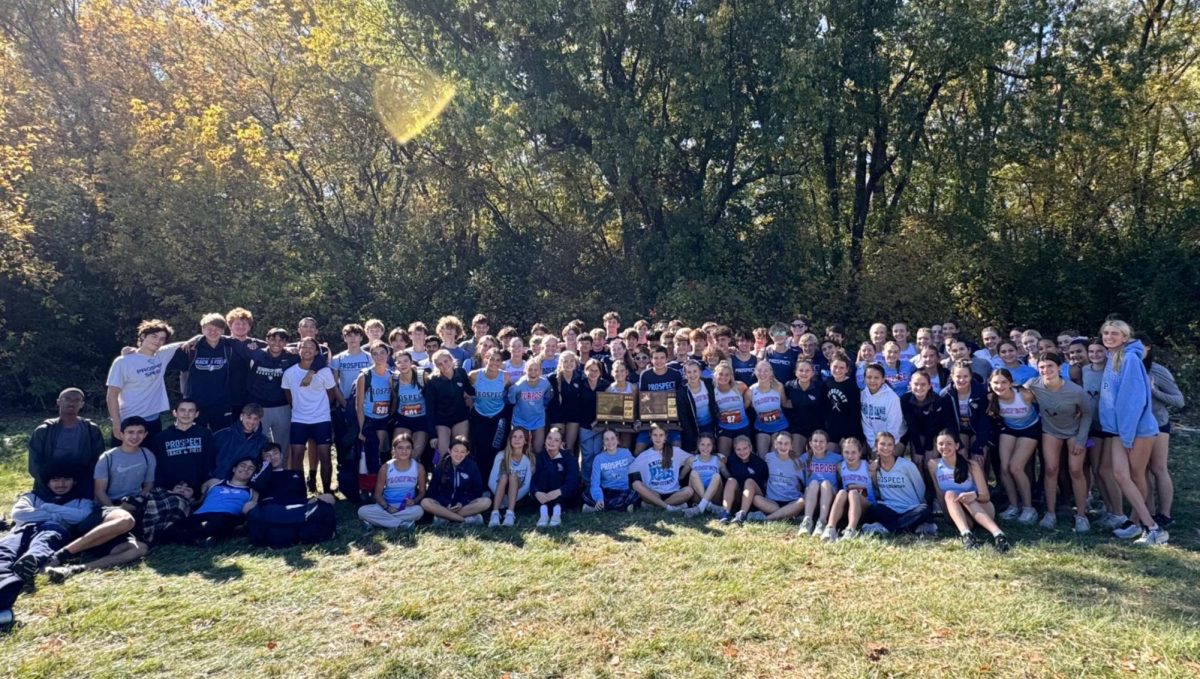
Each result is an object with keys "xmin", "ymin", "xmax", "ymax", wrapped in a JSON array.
[{"xmin": 1099, "ymin": 340, "xmax": 1159, "ymax": 448}]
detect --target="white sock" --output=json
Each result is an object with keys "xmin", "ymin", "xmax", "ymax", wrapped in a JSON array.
[
  {"xmin": 539, "ymin": 505, "xmax": 549, "ymax": 519},
  {"xmin": 698, "ymin": 499, "xmax": 710, "ymax": 512},
  {"xmin": 552, "ymin": 504, "xmax": 561, "ymax": 517}
]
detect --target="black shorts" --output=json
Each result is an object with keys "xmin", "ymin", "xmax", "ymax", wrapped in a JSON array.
[
  {"xmin": 1001, "ymin": 421, "xmax": 1041, "ymax": 440},
  {"xmin": 81, "ymin": 531, "xmax": 140, "ymax": 561}
]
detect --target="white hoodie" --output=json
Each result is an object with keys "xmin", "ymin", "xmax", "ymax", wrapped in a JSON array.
[{"xmin": 860, "ymin": 385, "xmax": 906, "ymax": 448}]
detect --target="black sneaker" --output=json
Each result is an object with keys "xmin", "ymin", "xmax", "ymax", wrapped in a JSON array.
[
  {"xmin": 993, "ymin": 533, "xmax": 1012, "ymax": 554},
  {"xmin": 45, "ymin": 564, "xmax": 85, "ymax": 584},
  {"xmin": 962, "ymin": 533, "xmax": 982, "ymax": 550},
  {"xmin": 1154, "ymin": 513, "xmax": 1174, "ymax": 529},
  {"xmin": 11, "ymin": 552, "xmax": 40, "ymax": 582}
]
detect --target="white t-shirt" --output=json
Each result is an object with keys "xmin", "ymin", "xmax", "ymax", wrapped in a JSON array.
[
  {"xmin": 105, "ymin": 343, "xmax": 183, "ymax": 418},
  {"xmin": 631, "ymin": 447, "xmax": 694, "ymax": 494},
  {"xmin": 281, "ymin": 364, "xmax": 336, "ymax": 424}
]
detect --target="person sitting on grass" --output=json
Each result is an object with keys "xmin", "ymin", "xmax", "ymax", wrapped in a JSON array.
[
  {"xmin": 682, "ymin": 433, "xmax": 726, "ymax": 518},
  {"xmin": 41, "ymin": 416, "xmax": 157, "ymax": 583},
  {"xmin": 861, "ymin": 432, "xmax": 936, "ymax": 536},
  {"xmin": 797, "ymin": 430, "xmax": 842, "ymax": 537},
  {"xmin": 531, "ymin": 427, "xmax": 580, "ymax": 527},
  {"xmin": 171, "ymin": 458, "xmax": 259, "ymax": 547},
  {"xmin": 27, "ymin": 387, "xmax": 105, "ymax": 501},
  {"xmin": 721, "ymin": 435, "xmax": 768, "ymax": 524},
  {"xmin": 359, "ymin": 434, "xmax": 426, "ymax": 531},
  {"xmin": 630, "ymin": 424, "xmax": 695, "ymax": 512},
  {"xmin": 420, "ymin": 436, "xmax": 489, "ymax": 525},
  {"xmin": 582, "ymin": 429, "xmax": 639, "ymax": 513},
  {"xmin": 487, "ymin": 428, "xmax": 535, "ymax": 528},
  {"xmin": 752, "ymin": 432, "xmax": 806, "ymax": 523},
  {"xmin": 822, "ymin": 436, "xmax": 874, "ymax": 541},
  {"xmin": 930, "ymin": 431, "xmax": 1011, "ymax": 553},
  {"xmin": 247, "ymin": 443, "xmax": 337, "ymax": 548},
  {"xmin": 0, "ymin": 468, "xmax": 94, "ymax": 628}
]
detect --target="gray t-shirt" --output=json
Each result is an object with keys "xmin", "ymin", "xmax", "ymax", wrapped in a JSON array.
[
  {"xmin": 94, "ymin": 447, "xmax": 157, "ymax": 500},
  {"xmin": 764, "ymin": 452, "xmax": 804, "ymax": 503},
  {"xmin": 1024, "ymin": 377, "xmax": 1092, "ymax": 446}
]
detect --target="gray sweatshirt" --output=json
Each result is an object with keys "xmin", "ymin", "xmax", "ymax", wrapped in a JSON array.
[
  {"xmin": 1024, "ymin": 377, "xmax": 1093, "ymax": 446},
  {"xmin": 11, "ymin": 492, "xmax": 94, "ymax": 527},
  {"xmin": 873, "ymin": 457, "xmax": 926, "ymax": 513},
  {"xmin": 1149, "ymin": 363, "xmax": 1184, "ymax": 428}
]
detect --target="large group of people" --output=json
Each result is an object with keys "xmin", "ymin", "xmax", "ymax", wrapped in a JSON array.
[{"xmin": 1, "ymin": 308, "xmax": 1186, "ymax": 627}]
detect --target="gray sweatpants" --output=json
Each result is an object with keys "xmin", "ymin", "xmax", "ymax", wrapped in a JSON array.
[{"xmin": 262, "ymin": 405, "xmax": 292, "ymax": 451}]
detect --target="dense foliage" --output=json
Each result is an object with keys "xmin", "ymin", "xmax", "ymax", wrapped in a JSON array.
[{"xmin": 1, "ymin": 0, "xmax": 1198, "ymax": 408}]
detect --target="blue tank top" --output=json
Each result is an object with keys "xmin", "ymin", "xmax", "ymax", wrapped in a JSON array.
[
  {"xmin": 764, "ymin": 346, "xmax": 798, "ymax": 383},
  {"xmin": 382, "ymin": 459, "xmax": 421, "ymax": 505},
  {"xmin": 195, "ymin": 481, "xmax": 252, "ymax": 516},
  {"xmin": 472, "ymin": 371, "xmax": 507, "ymax": 418},
  {"xmin": 689, "ymin": 384, "xmax": 712, "ymax": 426},
  {"xmin": 751, "ymin": 385, "xmax": 788, "ymax": 432},
  {"xmin": 998, "ymin": 390, "xmax": 1039, "ymax": 429},
  {"xmin": 690, "ymin": 455, "xmax": 721, "ymax": 487},
  {"xmin": 730, "ymin": 354, "xmax": 758, "ymax": 386},
  {"xmin": 935, "ymin": 457, "xmax": 977, "ymax": 494},
  {"xmin": 838, "ymin": 460, "xmax": 875, "ymax": 503},
  {"xmin": 362, "ymin": 370, "xmax": 395, "ymax": 420},
  {"xmin": 714, "ymin": 386, "xmax": 749, "ymax": 431},
  {"xmin": 394, "ymin": 378, "xmax": 427, "ymax": 419}
]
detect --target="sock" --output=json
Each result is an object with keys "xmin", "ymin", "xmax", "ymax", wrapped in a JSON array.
[
  {"xmin": 698, "ymin": 499, "xmax": 710, "ymax": 512},
  {"xmin": 539, "ymin": 505, "xmax": 549, "ymax": 519},
  {"xmin": 551, "ymin": 504, "xmax": 561, "ymax": 517},
  {"xmin": 961, "ymin": 530, "xmax": 972, "ymax": 537}
]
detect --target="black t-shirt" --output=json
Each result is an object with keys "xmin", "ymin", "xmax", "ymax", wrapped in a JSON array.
[
  {"xmin": 154, "ymin": 424, "xmax": 216, "ymax": 490},
  {"xmin": 823, "ymin": 377, "xmax": 863, "ymax": 442}
]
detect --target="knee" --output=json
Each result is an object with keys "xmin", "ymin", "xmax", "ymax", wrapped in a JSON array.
[
  {"xmin": 1007, "ymin": 460, "xmax": 1025, "ymax": 476},
  {"xmin": 111, "ymin": 510, "xmax": 136, "ymax": 533}
]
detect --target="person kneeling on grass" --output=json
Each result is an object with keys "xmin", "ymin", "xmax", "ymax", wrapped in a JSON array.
[
  {"xmin": 532, "ymin": 427, "xmax": 580, "ymax": 527},
  {"xmin": 720, "ymin": 435, "xmax": 768, "ymax": 524},
  {"xmin": 860, "ymin": 432, "xmax": 936, "ymax": 537},
  {"xmin": 582, "ymin": 429, "xmax": 639, "ymax": 513},
  {"xmin": 1, "ymin": 468, "xmax": 94, "ymax": 627},
  {"xmin": 359, "ymin": 434, "xmax": 426, "ymax": 531},
  {"xmin": 171, "ymin": 458, "xmax": 258, "ymax": 547},
  {"xmin": 487, "ymin": 428, "xmax": 534, "ymax": 528},
  {"xmin": 420, "ymin": 436, "xmax": 489, "ymax": 525},
  {"xmin": 630, "ymin": 424, "xmax": 695, "ymax": 512},
  {"xmin": 798, "ymin": 430, "xmax": 842, "ymax": 536},
  {"xmin": 682, "ymin": 434, "xmax": 726, "ymax": 518},
  {"xmin": 752, "ymin": 432, "xmax": 806, "ymax": 523},
  {"xmin": 247, "ymin": 443, "xmax": 337, "ymax": 548},
  {"xmin": 930, "ymin": 431, "xmax": 1011, "ymax": 553},
  {"xmin": 823, "ymin": 437, "xmax": 873, "ymax": 541}
]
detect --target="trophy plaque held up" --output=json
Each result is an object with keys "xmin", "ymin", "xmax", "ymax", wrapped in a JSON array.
[
  {"xmin": 594, "ymin": 392, "xmax": 638, "ymax": 432},
  {"xmin": 638, "ymin": 391, "xmax": 681, "ymax": 431}
]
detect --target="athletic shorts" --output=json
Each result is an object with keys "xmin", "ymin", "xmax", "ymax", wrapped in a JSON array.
[
  {"xmin": 392, "ymin": 415, "xmax": 429, "ymax": 434},
  {"xmin": 1160, "ymin": 422, "xmax": 1172, "ymax": 435},
  {"xmin": 1002, "ymin": 421, "xmax": 1041, "ymax": 440},
  {"xmin": 717, "ymin": 426, "xmax": 751, "ymax": 440},
  {"xmin": 290, "ymin": 420, "xmax": 333, "ymax": 445},
  {"xmin": 82, "ymin": 531, "xmax": 140, "ymax": 561}
]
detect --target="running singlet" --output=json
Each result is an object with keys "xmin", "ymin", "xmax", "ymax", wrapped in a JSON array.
[
  {"xmin": 394, "ymin": 379, "xmax": 427, "ymax": 420},
  {"xmin": 472, "ymin": 371, "xmax": 507, "ymax": 418},
  {"xmin": 195, "ymin": 482, "xmax": 252, "ymax": 516},
  {"xmin": 382, "ymin": 459, "xmax": 421, "ymax": 505},
  {"xmin": 998, "ymin": 390, "xmax": 1039, "ymax": 429},
  {"xmin": 763, "ymin": 346, "xmax": 799, "ymax": 384},
  {"xmin": 935, "ymin": 457, "xmax": 977, "ymax": 494},
  {"xmin": 362, "ymin": 370, "xmax": 394, "ymax": 420},
  {"xmin": 690, "ymin": 456, "xmax": 721, "ymax": 488},
  {"xmin": 839, "ymin": 460, "xmax": 875, "ymax": 503},
  {"xmin": 690, "ymin": 384, "xmax": 712, "ymax": 427},
  {"xmin": 751, "ymin": 386, "xmax": 788, "ymax": 433},
  {"xmin": 714, "ymin": 386, "xmax": 748, "ymax": 431},
  {"xmin": 730, "ymin": 354, "xmax": 758, "ymax": 387}
]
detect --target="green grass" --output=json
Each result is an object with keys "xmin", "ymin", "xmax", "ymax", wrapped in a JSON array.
[{"xmin": 2, "ymin": 422, "xmax": 1200, "ymax": 677}]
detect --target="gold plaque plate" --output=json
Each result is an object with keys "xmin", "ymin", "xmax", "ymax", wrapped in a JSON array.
[{"xmin": 639, "ymin": 391, "xmax": 678, "ymax": 422}]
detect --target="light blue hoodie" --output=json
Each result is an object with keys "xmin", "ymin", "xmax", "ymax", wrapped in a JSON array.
[{"xmin": 1099, "ymin": 340, "xmax": 1159, "ymax": 448}]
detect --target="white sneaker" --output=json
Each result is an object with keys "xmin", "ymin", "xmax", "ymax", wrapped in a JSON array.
[
  {"xmin": 582, "ymin": 504, "xmax": 599, "ymax": 513},
  {"xmin": 1133, "ymin": 527, "xmax": 1169, "ymax": 546},
  {"xmin": 536, "ymin": 514, "xmax": 549, "ymax": 527},
  {"xmin": 665, "ymin": 503, "xmax": 683, "ymax": 513},
  {"xmin": 861, "ymin": 523, "xmax": 889, "ymax": 536},
  {"xmin": 682, "ymin": 505, "xmax": 705, "ymax": 518},
  {"xmin": 502, "ymin": 511, "xmax": 516, "ymax": 527},
  {"xmin": 1074, "ymin": 515, "xmax": 1090, "ymax": 534},
  {"xmin": 732, "ymin": 511, "xmax": 747, "ymax": 524},
  {"xmin": 1097, "ymin": 513, "xmax": 1127, "ymax": 529},
  {"xmin": 999, "ymin": 506, "xmax": 1021, "ymax": 521},
  {"xmin": 1017, "ymin": 507, "xmax": 1039, "ymax": 525},
  {"xmin": 820, "ymin": 525, "xmax": 837, "ymax": 542},
  {"xmin": 798, "ymin": 516, "xmax": 814, "ymax": 535},
  {"xmin": 747, "ymin": 511, "xmax": 767, "ymax": 522},
  {"xmin": 463, "ymin": 515, "xmax": 484, "ymax": 525},
  {"xmin": 812, "ymin": 520, "xmax": 826, "ymax": 537},
  {"xmin": 488, "ymin": 511, "xmax": 501, "ymax": 528},
  {"xmin": 1113, "ymin": 522, "xmax": 1142, "ymax": 539},
  {"xmin": 841, "ymin": 528, "xmax": 860, "ymax": 539},
  {"xmin": 432, "ymin": 516, "xmax": 449, "ymax": 526},
  {"xmin": 1038, "ymin": 512, "xmax": 1057, "ymax": 529},
  {"xmin": 549, "ymin": 513, "xmax": 562, "ymax": 527},
  {"xmin": 916, "ymin": 522, "xmax": 938, "ymax": 536}
]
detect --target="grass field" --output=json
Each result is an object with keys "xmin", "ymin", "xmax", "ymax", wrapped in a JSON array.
[{"xmin": 1, "ymin": 418, "xmax": 1199, "ymax": 678}]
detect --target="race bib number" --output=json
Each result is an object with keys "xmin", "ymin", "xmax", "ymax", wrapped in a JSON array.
[
  {"xmin": 720, "ymin": 410, "xmax": 744, "ymax": 426},
  {"xmin": 760, "ymin": 410, "xmax": 781, "ymax": 424},
  {"xmin": 401, "ymin": 403, "xmax": 423, "ymax": 417},
  {"xmin": 372, "ymin": 400, "xmax": 391, "ymax": 417}
]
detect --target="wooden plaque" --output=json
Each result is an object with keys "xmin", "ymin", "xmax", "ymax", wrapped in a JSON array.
[
  {"xmin": 596, "ymin": 392, "xmax": 637, "ymax": 424},
  {"xmin": 639, "ymin": 391, "xmax": 678, "ymax": 422}
]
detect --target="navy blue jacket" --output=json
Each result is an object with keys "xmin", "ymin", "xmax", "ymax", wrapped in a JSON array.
[
  {"xmin": 532, "ymin": 450, "xmax": 580, "ymax": 499},
  {"xmin": 428, "ymin": 458, "xmax": 483, "ymax": 506},
  {"xmin": 939, "ymin": 382, "xmax": 992, "ymax": 456}
]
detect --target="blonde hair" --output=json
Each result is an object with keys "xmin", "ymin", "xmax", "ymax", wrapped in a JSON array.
[
  {"xmin": 1100, "ymin": 319, "xmax": 1133, "ymax": 372},
  {"xmin": 502, "ymin": 427, "xmax": 535, "ymax": 476}
]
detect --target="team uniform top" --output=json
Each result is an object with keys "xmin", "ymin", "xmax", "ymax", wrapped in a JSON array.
[
  {"xmin": 714, "ymin": 385, "xmax": 749, "ymax": 432},
  {"xmin": 996, "ymin": 390, "xmax": 1039, "ymax": 430},
  {"xmin": 730, "ymin": 353, "xmax": 758, "ymax": 387},
  {"xmin": 360, "ymin": 370, "xmax": 395, "ymax": 420},
  {"xmin": 801, "ymin": 451, "xmax": 843, "ymax": 486},
  {"xmin": 689, "ymin": 455, "xmax": 722, "ymax": 487},
  {"xmin": 194, "ymin": 481, "xmax": 252, "ymax": 516},
  {"xmin": 382, "ymin": 458, "xmax": 421, "ymax": 506},
  {"xmin": 689, "ymin": 383, "xmax": 713, "ymax": 428},
  {"xmin": 763, "ymin": 346, "xmax": 799, "ymax": 384},
  {"xmin": 838, "ymin": 459, "xmax": 875, "ymax": 503},
  {"xmin": 750, "ymin": 385, "xmax": 788, "ymax": 433},
  {"xmin": 934, "ymin": 457, "xmax": 977, "ymax": 495}
]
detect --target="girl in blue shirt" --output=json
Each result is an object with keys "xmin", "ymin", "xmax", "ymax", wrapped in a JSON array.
[
  {"xmin": 931, "ymin": 431, "xmax": 1009, "ymax": 551},
  {"xmin": 507, "ymin": 357, "xmax": 554, "ymax": 453},
  {"xmin": 798, "ymin": 430, "xmax": 842, "ymax": 537},
  {"xmin": 824, "ymin": 436, "xmax": 873, "ymax": 540},
  {"xmin": 682, "ymin": 434, "xmax": 726, "ymax": 517},
  {"xmin": 987, "ymin": 368, "xmax": 1040, "ymax": 525}
]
